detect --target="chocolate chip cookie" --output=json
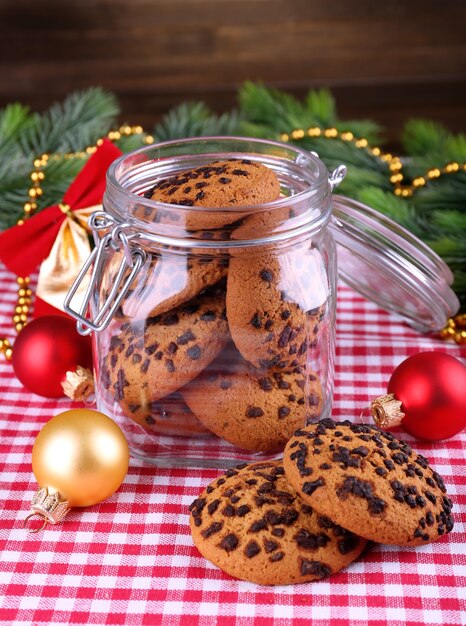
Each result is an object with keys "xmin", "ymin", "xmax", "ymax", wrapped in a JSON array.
[
  {"xmin": 283, "ymin": 419, "xmax": 454, "ymax": 546},
  {"xmin": 181, "ymin": 345, "xmax": 322, "ymax": 452},
  {"xmin": 120, "ymin": 391, "xmax": 210, "ymax": 438},
  {"xmin": 121, "ymin": 251, "xmax": 229, "ymax": 320},
  {"xmin": 138, "ymin": 159, "xmax": 281, "ymax": 231},
  {"xmin": 189, "ymin": 460, "xmax": 367, "ymax": 585},
  {"xmin": 226, "ymin": 245, "xmax": 328, "ymax": 370},
  {"xmin": 101, "ymin": 286, "xmax": 230, "ymax": 410}
]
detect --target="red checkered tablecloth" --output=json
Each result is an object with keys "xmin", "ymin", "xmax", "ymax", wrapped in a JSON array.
[{"xmin": 0, "ymin": 262, "xmax": 465, "ymax": 626}]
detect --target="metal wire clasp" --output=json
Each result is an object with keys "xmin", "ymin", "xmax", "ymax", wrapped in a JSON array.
[
  {"xmin": 64, "ymin": 213, "xmax": 146, "ymax": 336},
  {"xmin": 329, "ymin": 165, "xmax": 347, "ymax": 190}
]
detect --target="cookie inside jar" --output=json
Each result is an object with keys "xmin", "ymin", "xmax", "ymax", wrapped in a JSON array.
[{"xmin": 94, "ymin": 138, "xmax": 336, "ymax": 466}]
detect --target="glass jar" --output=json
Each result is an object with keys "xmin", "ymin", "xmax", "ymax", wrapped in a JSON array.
[{"xmin": 64, "ymin": 137, "xmax": 459, "ymax": 468}]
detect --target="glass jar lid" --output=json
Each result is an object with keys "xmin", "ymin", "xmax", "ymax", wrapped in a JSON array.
[{"xmin": 329, "ymin": 194, "xmax": 460, "ymax": 333}]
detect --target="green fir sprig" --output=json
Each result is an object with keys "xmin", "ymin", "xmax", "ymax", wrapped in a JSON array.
[{"xmin": 0, "ymin": 84, "xmax": 464, "ymax": 310}]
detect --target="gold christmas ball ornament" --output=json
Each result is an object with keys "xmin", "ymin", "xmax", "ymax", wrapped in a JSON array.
[{"xmin": 24, "ymin": 409, "xmax": 129, "ymax": 532}]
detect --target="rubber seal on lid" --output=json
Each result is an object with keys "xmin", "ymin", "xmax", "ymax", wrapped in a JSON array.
[{"xmin": 330, "ymin": 195, "xmax": 460, "ymax": 333}]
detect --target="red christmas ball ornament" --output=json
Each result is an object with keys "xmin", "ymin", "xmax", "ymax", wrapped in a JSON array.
[
  {"xmin": 12, "ymin": 316, "xmax": 92, "ymax": 398},
  {"xmin": 371, "ymin": 351, "xmax": 466, "ymax": 441}
]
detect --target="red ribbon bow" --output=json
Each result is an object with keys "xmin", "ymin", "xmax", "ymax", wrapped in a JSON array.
[{"xmin": 0, "ymin": 139, "xmax": 122, "ymax": 317}]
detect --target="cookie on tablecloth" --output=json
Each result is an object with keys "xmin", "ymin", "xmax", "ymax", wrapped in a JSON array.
[
  {"xmin": 189, "ymin": 460, "xmax": 367, "ymax": 585},
  {"xmin": 283, "ymin": 419, "xmax": 454, "ymax": 546}
]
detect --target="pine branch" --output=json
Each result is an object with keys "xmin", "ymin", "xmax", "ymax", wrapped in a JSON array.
[
  {"xmin": 0, "ymin": 103, "xmax": 38, "ymax": 159},
  {"xmin": 20, "ymin": 87, "xmax": 119, "ymax": 155},
  {"xmin": 153, "ymin": 102, "xmax": 242, "ymax": 140}
]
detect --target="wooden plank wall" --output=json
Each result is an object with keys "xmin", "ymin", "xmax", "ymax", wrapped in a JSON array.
[{"xmin": 0, "ymin": 0, "xmax": 465, "ymax": 142}]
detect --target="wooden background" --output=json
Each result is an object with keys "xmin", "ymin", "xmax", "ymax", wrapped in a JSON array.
[{"xmin": 1, "ymin": 0, "xmax": 465, "ymax": 143}]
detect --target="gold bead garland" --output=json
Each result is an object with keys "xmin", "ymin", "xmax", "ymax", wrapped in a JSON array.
[
  {"xmin": 0, "ymin": 124, "xmax": 464, "ymax": 360},
  {"xmin": 280, "ymin": 126, "xmax": 466, "ymax": 198},
  {"xmin": 0, "ymin": 126, "xmax": 153, "ymax": 361}
]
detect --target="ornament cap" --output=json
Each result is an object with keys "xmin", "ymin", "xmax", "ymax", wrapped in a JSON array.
[
  {"xmin": 370, "ymin": 393, "xmax": 405, "ymax": 429},
  {"xmin": 62, "ymin": 366, "xmax": 95, "ymax": 402},
  {"xmin": 24, "ymin": 486, "xmax": 70, "ymax": 533}
]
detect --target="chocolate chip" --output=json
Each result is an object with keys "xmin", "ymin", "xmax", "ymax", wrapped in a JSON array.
[
  {"xmin": 200, "ymin": 310, "xmax": 216, "ymax": 322},
  {"xmin": 232, "ymin": 169, "xmax": 249, "ymax": 176},
  {"xmin": 195, "ymin": 181, "xmax": 208, "ymax": 189},
  {"xmin": 165, "ymin": 359, "xmax": 175, "ymax": 373},
  {"xmin": 220, "ymin": 533, "xmax": 238, "ymax": 552},
  {"xmin": 281, "ymin": 310, "xmax": 291, "ymax": 320},
  {"xmin": 201, "ymin": 522, "xmax": 223, "ymax": 539},
  {"xmin": 218, "ymin": 177, "xmax": 231, "ymax": 184},
  {"xmin": 319, "ymin": 463, "xmax": 332, "ymax": 470},
  {"xmin": 271, "ymin": 528, "xmax": 285, "ymax": 537},
  {"xmin": 167, "ymin": 342, "xmax": 178, "ymax": 355},
  {"xmin": 259, "ymin": 378, "xmax": 273, "ymax": 392},
  {"xmin": 219, "ymin": 380, "xmax": 232, "ymax": 390},
  {"xmin": 248, "ymin": 518, "xmax": 268, "ymax": 533},
  {"xmin": 163, "ymin": 313, "xmax": 179, "ymax": 326},
  {"xmin": 222, "ymin": 504, "xmax": 235, "ymax": 517},
  {"xmin": 300, "ymin": 559, "xmax": 331, "ymax": 579},
  {"xmin": 246, "ymin": 406, "xmax": 264, "ymax": 418},
  {"xmin": 375, "ymin": 467, "xmax": 387, "ymax": 476},
  {"xmin": 278, "ymin": 326, "xmax": 293, "ymax": 348},
  {"xmin": 207, "ymin": 499, "xmax": 220, "ymax": 515},
  {"xmin": 281, "ymin": 508, "xmax": 299, "ymax": 526},
  {"xmin": 177, "ymin": 330, "xmax": 196, "ymax": 345},
  {"xmin": 337, "ymin": 534, "xmax": 360, "ymax": 555},
  {"xmin": 278, "ymin": 406, "xmax": 290, "ymax": 419},
  {"xmin": 260, "ymin": 269, "xmax": 274, "ymax": 283},
  {"xmin": 244, "ymin": 541, "xmax": 261, "ymax": 558},
  {"xmin": 195, "ymin": 191, "xmax": 205, "ymax": 201},
  {"xmin": 236, "ymin": 505, "xmax": 250, "ymax": 517},
  {"xmin": 250, "ymin": 313, "xmax": 262, "ymax": 329},
  {"xmin": 186, "ymin": 345, "xmax": 202, "ymax": 360}
]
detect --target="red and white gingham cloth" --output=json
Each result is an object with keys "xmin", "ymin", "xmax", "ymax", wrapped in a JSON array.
[{"xmin": 0, "ymin": 262, "xmax": 465, "ymax": 626}]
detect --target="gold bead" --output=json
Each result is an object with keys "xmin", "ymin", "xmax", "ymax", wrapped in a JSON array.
[
  {"xmin": 291, "ymin": 129, "xmax": 305, "ymax": 140},
  {"xmin": 21, "ymin": 305, "xmax": 29, "ymax": 313},
  {"xmin": 31, "ymin": 172, "xmax": 39, "ymax": 182},
  {"xmin": 24, "ymin": 277, "xmax": 30, "ymax": 284},
  {"xmin": 17, "ymin": 219, "xmax": 24, "ymax": 226},
  {"xmin": 372, "ymin": 147, "xmax": 381, "ymax": 157},
  {"xmin": 324, "ymin": 128, "xmax": 338, "ymax": 138},
  {"xmin": 390, "ymin": 174, "xmax": 403, "ymax": 183},
  {"xmin": 18, "ymin": 297, "xmax": 26, "ymax": 305},
  {"xmin": 0, "ymin": 338, "xmax": 10, "ymax": 349},
  {"xmin": 34, "ymin": 158, "xmax": 43, "ymax": 168},
  {"xmin": 16, "ymin": 277, "xmax": 25, "ymax": 285},
  {"xmin": 445, "ymin": 162, "xmax": 459, "ymax": 173},
  {"xmin": 355, "ymin": 138, "xmax": 368, "ymax": 148},
  {"xmin": 37, "ymin": 171, "xmax": 45, "ymax": 180},
  {"xmin": 20, "ymin": 314, "xmax": 28, "ymax": 322},
  {"xmin": 4, "ymin": 347, "xmax": 13, "ymax": 360},
  {"xmin": 24, "ymin": 205, "xmax": 33, "ymax": 213},
  {"xmin": 18, "ymin": 289, "xmax": 26, "ymax": 297},
  {"xmin": 28, "ymin": 188, "xmax": 37, "ymax": 198},
  {"xmin": 96, "ymin": 138, "xmax": 104, "ymax": 146},
  {"xmin": 145, "ymin": 134, "xmax": 154, "ymax": 144},
  {"xmin": 133, "ymin": 125, "xmax": 143, "ymax": 134},
  {"xmin": 41, "ymin": 154, "xmax": 49, "ymax": 161},
  {"xmin": 413, "ymin": 177, "xmax": 426, "ymax": 187},
  {"xmin": 401, "ymin": 188, "xmax": 413, "ymax": 197},
  {"xmin": 341, "ymin": 131, "xmax": 354, "ymax": 141},
  {"xmin": 86, "ymin": 146, "xmax": 97, "ymax": 154},
  {"xmin": 13, "ymin": 315, "xmax": 21, "ymax": 323},
  {"xmin": 25, "ymin": 288, "xmax": 32, "ymax": 295},
  {"xmin": 15, "ymin": 323, "xmax": 24, "ymax": 332},
  {"xmin": 394, "ymin": 188, "xmax": 403, "ymax": 196},
  {"xmin": 280, "ymin": 133, "xmax": 289, "ymax": 142},
  {"xmin": 427, "ymin": 168, "xmax": 441, "ymax": 179}
]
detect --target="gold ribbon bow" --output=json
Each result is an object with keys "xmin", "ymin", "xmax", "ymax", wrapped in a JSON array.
[{"xmin": 36, "ymin": 204, "xmax": 101, "ymax": 312}]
